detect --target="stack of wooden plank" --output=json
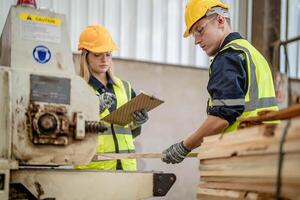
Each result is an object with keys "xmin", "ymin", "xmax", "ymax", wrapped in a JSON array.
[{"xmin": 197, "ymin": 113, "xmax": 300, "ymax": 199}]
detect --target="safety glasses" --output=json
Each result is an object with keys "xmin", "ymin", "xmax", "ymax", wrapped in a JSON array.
[{"xmin": 192, "ymin": 15, "xmax": 217, "ymax": 38}]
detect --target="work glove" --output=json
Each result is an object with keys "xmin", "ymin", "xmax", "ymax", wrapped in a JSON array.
[
  {"xmin": 99, "ymin": 92, "xmax": 115, "ymax": 114},
  {"xmin": 162, "ymin": 141, "xmax": 191, "ymax": 164},
  {"xmin": 131, "ymin": 109, "xmax": 149, "ymax": 127}
]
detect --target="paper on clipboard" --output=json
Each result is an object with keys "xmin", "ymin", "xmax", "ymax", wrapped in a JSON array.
[{"xmin": 102, "ymin": 92, "xmax": 164, "ymax": 126}]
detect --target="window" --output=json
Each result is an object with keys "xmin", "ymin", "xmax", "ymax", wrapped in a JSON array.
[
  {"xmin": 1, "ymin": 0, "xmax": 246, "ymax": 68},
  {"xmin": 280, "ymin": 0, "xmax": 300, "ymax": 79}
]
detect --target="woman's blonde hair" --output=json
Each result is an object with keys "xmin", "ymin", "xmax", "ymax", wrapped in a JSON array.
[{"xmin": 79, "ymin": 49, "xmax": 115, "ymax": 82}]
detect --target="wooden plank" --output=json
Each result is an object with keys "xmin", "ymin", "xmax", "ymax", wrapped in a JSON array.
[
  {"xmin": 199, "ymin": 154, "xmax": 300, "ymax": 183},
  {"xmin": 199, "ymin": 177, "xmax": 300, "ymax": 198},
  {"xmin": 198, "ymin": 138, "xmax": 300, "ymax": 160},
  {"xmin": 92, "ymin": 152, "xmax": 198, "ymax": 161},
  {"xmin": 197, "ymin": 194, "xmax": 235, "ymax": 200},
  {"xmin": 202, "ymin": 125, "xmax": 270, "ymax": 143},
  {"xmin": 199, "ymin": 179, "xmax": 299, "ymax": 192},
  {"xmin": 237, "ymin": 104, "xmax": 300, "ymax": 123},
  {"xmin": 199, "ymin": 182, "xmax": 299, "ymax": 200},
  {"xmin": 197, "ymin": 188, "xmax": 275, "ymax": 200},
  {"xmin": 201, "ymin": 176, "xmax": 279, "ymax": 185},
  {"xmin": 202, "ymin": 117, "xmax": 300, "ymax": 145},
  {"xmin": 197, "ymin": 187, "xmax": 246, "ymax": 198},
  {"xmin": 196, "ymin": 194, "xmax": 272, "ymax": 200},
  {"xmin": 201, "ymin": 128, "xmax": 300, "ymax": 148},
  {"xmin": 198, "ymin": 118, "xmax": 300, "ymax": 160}
]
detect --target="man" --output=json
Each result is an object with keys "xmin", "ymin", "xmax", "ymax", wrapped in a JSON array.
[{"xmin": 162, "ymin": 0, "xmax": 278, "ymax": 164}]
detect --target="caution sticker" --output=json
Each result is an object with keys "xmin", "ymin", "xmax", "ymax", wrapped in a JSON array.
[
  {"xmin": 19, "ymin": 12, "xmax": 61, "ymax": 25},
  {"xmin": 19, "ymin": 12, "xmax": 62, "ymax": 43}
]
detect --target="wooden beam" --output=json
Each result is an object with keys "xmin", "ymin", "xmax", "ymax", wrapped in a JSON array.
[
  {"xmin": 197, "ymin": 188, "xmax": 275, "ymax": 200},
  {"xmin": 199, "ymin": 153, "xmax": 300, "ymax": 187},
  {"xmin": 199, "ymin": 182, "xmax": 299, "ymax": 200},
  {"xmin": 237, "ymin": 104, "xmax": 300, "ymax": 123},
  {"xmin": 198, "ymin": 117, "xmax": 300, "ymax": 160},
  {"xmin": 92, "ymin": 152, "xmax": 198, "ymax": 161}
]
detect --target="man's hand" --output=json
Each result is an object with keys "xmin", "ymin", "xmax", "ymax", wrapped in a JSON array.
[
  {"xmin": 99, "ymin": 92, "xmax": 115, "ymax": 113},
  {"xmin": 131, "ymin": 109, "xmax": 149, "ymax": 127},
  {"xmin": 162, "ymin": 141, "xmax": 191, "ymax": 164}
]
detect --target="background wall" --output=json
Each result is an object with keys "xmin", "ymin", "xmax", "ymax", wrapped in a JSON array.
[
  {"xmin": 1, "ymin": 0, "xmax": 247, "ymax": 68},
  {"xmin": 74, "ymin": 55, "xmax": 209, "ymax": 200}
]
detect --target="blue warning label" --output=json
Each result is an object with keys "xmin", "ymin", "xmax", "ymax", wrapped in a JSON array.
[{"xmin": 33, "ymin": 45, "xmax": 51, "ymax": 64}]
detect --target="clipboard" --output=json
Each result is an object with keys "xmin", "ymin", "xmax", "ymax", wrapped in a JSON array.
[{"xmin": 102, "ymin": 93, "xmax": 164, "ymax": 126}]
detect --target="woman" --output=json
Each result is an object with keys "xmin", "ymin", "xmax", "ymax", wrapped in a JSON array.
[{"xmin": 76, "ymin": 25, "xmax": 148, "ymax": 170}]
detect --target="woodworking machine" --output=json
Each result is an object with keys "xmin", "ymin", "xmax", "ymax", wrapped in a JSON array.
[{"xmin": 0, "ymin": 3, "xmax": 175, "ymax": 199}]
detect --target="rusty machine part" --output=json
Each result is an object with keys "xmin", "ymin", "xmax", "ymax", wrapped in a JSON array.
[
  {"xmin": 85, "ymin": 120, "xmax": 108, "ymax": 133},
  {"xmin": 28, "ymin": 103, "xmax": 107, "ymax": 145}
]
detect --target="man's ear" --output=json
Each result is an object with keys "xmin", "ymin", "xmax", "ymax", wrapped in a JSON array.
[
  {"xmin": 217, "ymin": 15, "xmax": 226, "ymax": 28},
  {"xmin": 217, "ymin": 15, "xmax": 225, "ymax": 24}
]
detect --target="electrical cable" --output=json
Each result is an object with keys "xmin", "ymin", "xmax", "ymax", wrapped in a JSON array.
[{"xmin": 275, "ymin": 119, "xmax": 290, "ymax": 200}]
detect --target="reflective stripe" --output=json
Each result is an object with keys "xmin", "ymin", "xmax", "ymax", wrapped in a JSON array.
[
  {"xmin": 102, "ymin": 126, "xmax": 132, "ymax": 135},
  {"xmin": 121, "ymin": 80, "xmax": 131, "ymax": 100},
  {"xmin": 105, "ymin": 149, "xmax": 136, "ymax": 153},
  {"xmin": 212, "ymin": 98, "xmax": 245, "ymax": 106},
  {"xmin": 245, "ymin": 97, "xmax": 278, "ymax": 112},
  {"xmin": 228, "ymin": 43, "xmax": 258, "ymax": 108},
  {"xmin": 76, "ymin": 77, "xmax": 136, "ymax": 170},
  {"xmin": 225, "ymin": 43, "xmax": 277, "ymax": 111}
]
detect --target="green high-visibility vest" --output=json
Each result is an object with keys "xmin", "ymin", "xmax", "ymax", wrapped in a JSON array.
[
  {"xmin": 76, "ymin": 76, "xmax": 136, "ymax": 170},
  {"xmin": 208, "ymin": 39, "xmax": 279, "ymax": 133}
]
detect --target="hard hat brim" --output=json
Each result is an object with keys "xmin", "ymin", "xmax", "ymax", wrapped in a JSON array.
[
  {"xmin": 79, "ymin": 46, "xmax": 119, "ymax": 53},
  {"xmin": 183, "ymin": 29, "xmax": 190, "ymax": 38}
]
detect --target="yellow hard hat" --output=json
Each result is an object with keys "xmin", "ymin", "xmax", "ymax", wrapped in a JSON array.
[
  {"xmin": 184, "ymin": 0, "xmax": 229, "ymax": 38},
  {"xmin": 78, "ymin": 25, "xmax": 119, "ymax": 53}
]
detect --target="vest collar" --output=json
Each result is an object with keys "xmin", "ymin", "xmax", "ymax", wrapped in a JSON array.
[
  {"xmin": 88, "ymin": 73, "xmax": 115, "ymax": 91},
  {"xmin": 220, "ymin": 32, "xmax": 243, "ymax": 50}
]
